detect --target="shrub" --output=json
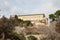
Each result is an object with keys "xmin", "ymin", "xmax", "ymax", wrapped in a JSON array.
[{"xmin": 28, "ymin": 36, "xmax": 37, "ymax": 40}]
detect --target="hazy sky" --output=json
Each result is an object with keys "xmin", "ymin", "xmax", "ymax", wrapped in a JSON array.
[{"xmin": 0, "ymin": 0, "xmax": 60, "ymax": 17}]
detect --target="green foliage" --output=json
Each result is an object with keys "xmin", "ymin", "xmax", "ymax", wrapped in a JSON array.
[
  {"xmin": 11, "ymin": 32, "xmax": 26, "ymax": 40},
  {"xmin": 49, "ymin": 10, "xmax": 60, "ymax": 33},
  {"xmin": 15, "ymin": 15, "xmax": 18, "ymax": 19},
  {"xmin": 55, "ymin": 10, "xmax": 60, "ymax": 18},
  {"xmin": 49, "ymin": 14, "xmax": 55, "ymax": 19},
  {"xmin": 17, "ymin": 19, "xmax": 23, "ymax": 23},
  {"xmin": 14, "ymin": 15, "xmax": 33, "ymax": 26},
  {"xmin": 49, "ymin": 14, "xmax": 56, "ymax": 21},
  {"xmin": 19, "ymin": 34, "xmax": 26, "ymax": 40},
  {"xmin": 49, "ymin": 10, "xmax": 60, "ymax": 21},
  {"xmin": 23, "ymin": 21, "xmax": 33, "ymax": 26},
  {"xmin": 28, "ymin": 36, "xmax": 37, "ymax": 40}
]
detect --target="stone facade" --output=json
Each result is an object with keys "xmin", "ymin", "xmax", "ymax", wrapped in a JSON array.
[{"xmin": 18, "ymin": 14, "xmax": 48, "ymax": 25}]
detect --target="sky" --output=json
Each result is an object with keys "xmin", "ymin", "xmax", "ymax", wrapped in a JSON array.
[{"xmin": 0, "ymin": 0, "xmax": 60, "ymax": 18}]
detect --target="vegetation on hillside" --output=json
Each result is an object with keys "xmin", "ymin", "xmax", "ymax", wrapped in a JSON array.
[
  {"xmin": 49, "ymin": 10, "xmax": 60, "ymax": 33},
  {"xmin": 14, "ymin": 15, "xmax": 33, "ymax": 27},
  {"xmin": 28, "ymin": 36, "xmax": 37, "ymax": 40},
  {"xmin": 0, "ymin": 15, "xmax": 33, "ymax": 40},
  {"xmin": 49, "ymin": 10, "xmax": 60, "ymax": 21},
  {"xmin": 56, "ymin": 20, "xmax": 60, "ymax": 33}
]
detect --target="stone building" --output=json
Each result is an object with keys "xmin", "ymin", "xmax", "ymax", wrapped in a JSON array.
[{"xmin": 18, "ymin": 14, "xmax": 48, "ymax": 25}]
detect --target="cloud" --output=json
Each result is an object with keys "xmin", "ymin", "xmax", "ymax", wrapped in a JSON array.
[
  {"xmin": 53, "ymin": 0, "xmax": 60, "ymax": 8},
  {"xmin": 25, "ymin": 2, "xmax": 59, "ymax": 17},
  {"xmin": 0, "ymin": 0, "xmax": 60, "ymax": 18}
]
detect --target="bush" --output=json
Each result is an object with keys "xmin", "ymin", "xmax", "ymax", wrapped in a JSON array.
[
  {"xmin": 5, "ymin": 32, "xmax": 26, "ymax": 40},
  {"xmin": 28, "ymin": 36, "xmax": 37, "ymax": 40}
]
